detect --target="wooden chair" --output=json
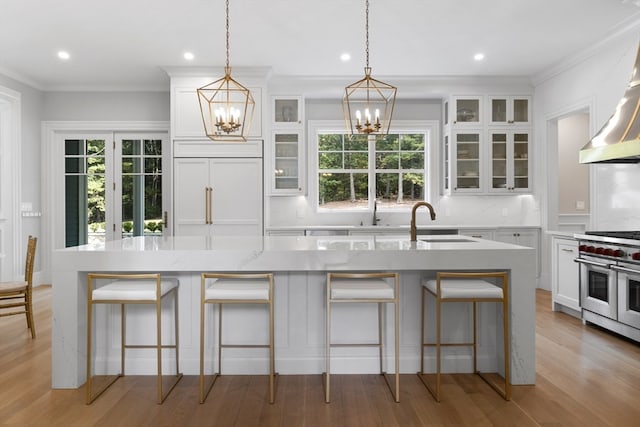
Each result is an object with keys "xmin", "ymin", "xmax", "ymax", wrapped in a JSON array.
[
  {"xmin": 86, "ymin": 273, "xmax": 182, "ymax": 404},
  {"xmin": 325, "ymin": 272, "xmax": 400, "ymax": 403},
  {"xmin": 0, "ymin": 235, "xmax": 37, "ymax": 338},
  {"xmin": 199, "ymin": 272, "xmax": 276, "ymax": 404},
  {"xmin": 418, "ymin": 271, "xmax": 510, "ymax": 402}
]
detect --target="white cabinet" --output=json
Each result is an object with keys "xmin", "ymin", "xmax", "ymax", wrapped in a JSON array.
[
  {"xmin": 450, "ymin": 130, "xmax": 483, "ymax": 193},
  {"xmin": 443, "ymin": 94, "xmax": 533, "ymax": 195},
  {"xmin": 173, "ymin": 158, "xmax": 263, "ymax": 236},
  {"xmin": 488, "ymin": 130, "xmax": 531, "ymax": 193},
  {"xmin": 451, "ymin": 96, "xmax": 483, "ymax": 126},
  {"xmin": 272, "ymin": 130, "xmax": 303, "ymax": 194},
  {"xmin": 172, "ymin": 86, "xmax": 263, "ymax": 140},
  {"xmin": 270, "ymin": 96, "xmax": 304, "ymax": 195},
  {"xmin": 460, "ymin": 228, "xmax": 495, "ymax": 240},
  {"xmin": 494, "ymin": 228, "xmax": 540, "ymax": 277},
  {"xmin": 551, "ymin": 235, "xmax": 580, "ymax": 314},
  {"xmin": 488, "ymin": 96, "xmax": 531, "ymax": 126}
]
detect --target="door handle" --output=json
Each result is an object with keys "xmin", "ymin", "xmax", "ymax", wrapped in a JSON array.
[
  {"xmin": 209, "ymin": 187, "xmax": 213, "ymax": 224},
  {"xmin": 205, "ymin": 187, "xmax": 210, "ymax": 224}
]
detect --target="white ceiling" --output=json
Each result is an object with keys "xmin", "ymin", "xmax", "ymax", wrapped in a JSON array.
[{"xmin": 1, "ymin": 0, "xmax": 639, "ymax": 91}]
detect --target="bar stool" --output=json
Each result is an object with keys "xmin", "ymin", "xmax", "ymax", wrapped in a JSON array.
[
  {"xmin": 200, "ymin": 273, "xmax": 276, "ymax": 404},
  {"xmin": 325, "ymin": 272, "xmax": 399, "ymax": 403},
  {"xmin": 418, "ymin": 271, "xmax": 510, "ymax": 402},
  {"xmin": 86, "ymin": 273, "xmax": 182, "ymax": 404}
]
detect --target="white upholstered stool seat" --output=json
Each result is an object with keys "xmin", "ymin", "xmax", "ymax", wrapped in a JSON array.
[
  {"xmin": 200, "ymin": 273, "xmax": 276, "ymax": 404},
  {"xmin": 330, "ymin": 278, "xmax": 395, "ymax": 300},
  {"xmin": 418, "ymin": 271, "xmax": 510, "ymax": 402},
  {"xmin": 91, "ymin": 280, "xmax": 178, "ymax": 301},
  {"xmin": 205, "ymin": 279, "xmax": 270, "ymax": 301},
  {"xmin": 86, "ymin": 273, "xmax": 182, "ymax": 405},
  {"xmin": 325, "ymin": 272, "xmax": 400, "ymax": 403},
  {"xmin": 423, "ymin": 279, "xmax": 504, "ymax": 300}
]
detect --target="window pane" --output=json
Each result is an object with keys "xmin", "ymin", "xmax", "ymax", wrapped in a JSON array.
[
  {"xmin": 144, "ymin": 139, "xmax": 162, "ymax": 155},
  {"xmin": 319, "ymin": 152, "xmax": 342, "ymax": 169},
  {"xmin": 401, "ymin": 152, "xmax": 424, "ymax": 169},
  {"xmin": 376, "ymin": 173, "xmax": 399, "ymax": 200},
  {"xmin": 376, "ymin": 135, "xmax": 399, "ymax": 151},
  {"xmin": 345, "ymin": 152, "xmax": 368, "ymax": 169},
  {"xmin": 122, "ymin": 139, "xmax": 141, "ymax": 156},
  {"xmin": 318, "ymin": 134, "xmax": 342, "ymax": 151},
  {"xmin": 144, "ymin": 158, "xmax": 162, "ymax": 174},
  {"xmin": 376, "ymin": 152, "xmax": 399, "ymax": 169},
  {"xmin": 65, "ymin": 157, "xmax": 83, "ymax": 174},
  {"xmin": 345, "ymin": 135, "xmax": 368, "ymax": 151},
  {"xmin": 400, "ymin": 134, "xmax": 424, "ymax": 150},
  {"xmin": 65, "ymin": 139, "xmax": 83, "ymax": 155},
  {"xmin": 318, "ymin": 173, "xmax": 368, "ymax": 209},
  {"xmin": 402, "ymin": 172, "xmax": 424, "ymax": 200},
  {"xmin": 122, "ymin": 157, "xmax": 141, "ymax": 174},
  {"xmin": 86, "ymin": 157, "xmax": 105, "ymax": 175},
  {"xmin": 87, "ymin": 140, "xmax": 105, "ymax": 155}
]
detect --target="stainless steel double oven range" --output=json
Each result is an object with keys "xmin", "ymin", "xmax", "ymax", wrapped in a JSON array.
[{"xmin": 575, "ymin": 231, "xmax": 640, "ymax": 342}]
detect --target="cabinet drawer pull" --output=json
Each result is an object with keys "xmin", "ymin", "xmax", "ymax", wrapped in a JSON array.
[{"xmin": 561, "ymin": 248, "xmax": 574, "ymax": 253}]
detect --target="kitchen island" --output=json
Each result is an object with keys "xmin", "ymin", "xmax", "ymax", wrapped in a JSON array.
[{"xmin": 51, "ymin": 234, "xmax": 536, "ymax": 388}]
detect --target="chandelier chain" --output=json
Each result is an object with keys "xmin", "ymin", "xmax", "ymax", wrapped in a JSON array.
[
  {"xmin": 365, "ymin": 0, "xmax": 369, "ymax": 68},
  {"xmin": 225, "ymin": 0, "xmax": 230, "ymax": 70}
]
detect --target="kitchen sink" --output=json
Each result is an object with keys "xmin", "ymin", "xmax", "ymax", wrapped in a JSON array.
[
  {"xmin": 419, "ymin": 237, "xmax": 476, "ymax": 243},
  {"xmin": 415, "ymin": 228, "xmax": 459, "ymax": 235}
]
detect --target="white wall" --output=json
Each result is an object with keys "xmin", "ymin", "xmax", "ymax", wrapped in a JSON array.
[
  {"xmin": 43, "ymin": 91, "xmax": 169, "ymax": 121},
  {"xmin": 557, "ymin": 113, "xmax": 590, "ymax": 214},
  {"xmin": 534, "ymin": 28, "xmax": 640, "ymax": 231}
]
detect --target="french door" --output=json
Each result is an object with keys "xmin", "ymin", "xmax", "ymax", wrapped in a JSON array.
[{"xmin": 63, "ymin": 132, "xmax": 169, "ymax": 247}]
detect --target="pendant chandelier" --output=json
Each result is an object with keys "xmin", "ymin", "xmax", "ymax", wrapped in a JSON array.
[
  {"xmin": 197, "ymin": 0, "xmax": 255, "ymax": 142},
  {"xmin": 343, "ymin": 0, "xmax": 397, "ymax": 136}
]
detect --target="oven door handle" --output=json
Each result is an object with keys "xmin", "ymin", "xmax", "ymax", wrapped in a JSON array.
[
  {"xmin": 610, "ymin": 265, "xmax": 640, "ymax": 275},
  {"xmin": 574, "ymin": 258, "xmax": 611, "ymax": 269}
]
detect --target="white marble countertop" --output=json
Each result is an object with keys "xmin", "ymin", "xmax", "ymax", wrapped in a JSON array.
[{"xmin": 267, "ymin": 224, "xmax": 541, "ymax": 233}]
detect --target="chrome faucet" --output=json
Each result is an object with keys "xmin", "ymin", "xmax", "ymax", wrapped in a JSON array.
[{"xmin": 410, "ymin": 201, "xmax": 436, "ymax": 241}]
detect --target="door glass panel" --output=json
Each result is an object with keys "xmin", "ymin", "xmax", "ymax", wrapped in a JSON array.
[
  {"xmin": 629, "ymin": 279, "xmax": 640, "ymax": 313},
  {"xmin": 64, "ymin": 139, "xmax": 106, "ymax": 247},
  {"xmin": 588, "ymin": 270, "xmax": 609, "ymax": 302},
  {"xmin": 455, "ymin": 99, "xmax": 479, "ymax": 123},
  {"xmin": 274, "ymin": 133, "xmax": 299, "ymax": 190},
  {"xmin": 513, "ymin": 99, "xmax": 529, "ymax": 122},
  {"xmin": 513, "ymin": 133, "xmax": 529, "ymax": 189},
  {"xmin": 121, "ymin": 139, "xmax": 164, "ymax": 238},
  {"xmin": 491, "ymin": 133, "xmax": 507, "ymax": 189},
  {"xmin": 456, "ymin": 133, "xmax": 479, "ymax": 189},
  {"xmin": 492, "ymin": 99, "xmax": 507, "ymax": 123}
]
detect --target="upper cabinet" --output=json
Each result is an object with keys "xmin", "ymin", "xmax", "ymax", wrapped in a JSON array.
[
  {"xmin": 488, "ymin": 96, "xmax": 531, "ymax": 126},
  {"xmin": 452, "ymin": 96, "xmax": 482, "ymax": 126},
  {"xmin": 167, "ymin": 71, "xmax": 268, "ymax": 158},
  {"xmin": 270, "ymin": 96, "xmax": 305, "ymax": 195},
  {"xmin": 443, "ymin": 94, "xmax": 533, "ymax": 195},
  {"xmin": 272, "ymin": 96, "xmax": 302, "ymax": 128}
]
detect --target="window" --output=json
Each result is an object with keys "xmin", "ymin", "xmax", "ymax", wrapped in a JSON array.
[{"xmin": 311, "ymin": 121, "xmax": 434, "ymax": 211}]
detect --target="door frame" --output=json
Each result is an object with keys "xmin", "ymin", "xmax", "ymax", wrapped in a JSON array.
[
  {"xmin": 0, "ymin": 86, "xmax": 21, "ymax": 281},
  {"xmin": 41, "ymin": 121, "xmax": 169, "ymax": 283}
]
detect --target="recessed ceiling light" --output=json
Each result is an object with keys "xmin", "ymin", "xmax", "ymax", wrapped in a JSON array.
[
  {"xmin": 340, "ymin": 53, "xmax": 351, "ymax": 62},
  {"xmin": 57, "ymin": 51, "xmax": 70, "ymax": 60},
  {"xmin": 183, "ymin": 52, "xmax": 195, "ymax": 61},
  {"xmin": 474, "ymin": 53, "xmax": 485, "ymax": 61}
]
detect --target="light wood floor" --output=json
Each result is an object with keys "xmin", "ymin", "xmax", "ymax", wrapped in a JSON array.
[{"xmin": 2, "ymin": 287, "xmax": 640, "ymax": 426}]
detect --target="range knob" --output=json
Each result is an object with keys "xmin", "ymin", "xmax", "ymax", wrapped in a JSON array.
[
  {"xmin": 603, "ymin": 248, "xmax": 614, "ymax": 256},
  {"xmin": 579, "ymin": 244, "xmax": 587, "ymax": 252},
  {"xmin": 595, "ymin": 247, "xmax": 605, "ymax": 254},
  {"xmin": 632, "ymin": 252, "xmax": 640, "ymax": 261},
  {"xmin": 586, "ymin": 246, "xmax": 596, "ymax": 253},
  {"xmin": 613, "ymin": 249, "xmax": 625, "ymax": 257}
]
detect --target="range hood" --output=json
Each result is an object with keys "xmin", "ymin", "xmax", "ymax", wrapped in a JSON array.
[{"xmin": 579, "ymin": 44, "xmax": 640, "ymax": 164}]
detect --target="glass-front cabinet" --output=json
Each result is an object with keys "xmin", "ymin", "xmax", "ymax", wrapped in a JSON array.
[
  {"xmin": 272, "ymin": 130, "xmax": 303, "ymax": 193},
  {"xmin": 489, "ymin": 130, "xmax": 530, "ymax": 192},
  {"xmin": 272, "ymin": 96, "xmax": 302, "ymax": 127},
  {"xmin": 488, "ymin": 96, "xmax": 531, "ymax": 126},
  {"xmin": 452, "ymin": 96, "xmax": 482, "ymax": 126},
  {"xmin": 271, "ymin": 95, "xmax": 304, "ymax": 195},
  {"xmin": 451, "ymin": 130, "xmax": 483, "ymax": 193}
]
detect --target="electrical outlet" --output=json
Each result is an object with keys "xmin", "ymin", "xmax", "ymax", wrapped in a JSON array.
[{"xmin": 576, "ymin": 201, "xmax": 585, "ymax": 210}]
